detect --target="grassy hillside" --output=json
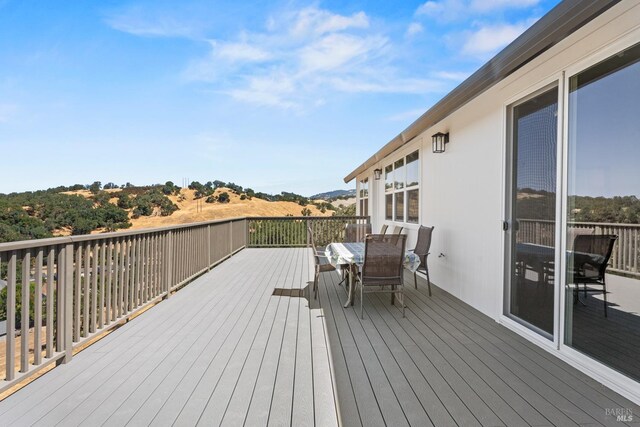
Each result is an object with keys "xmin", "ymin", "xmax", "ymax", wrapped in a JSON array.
[
  {"xmin": 50, "ymin": 187, "xmax": 333, "ymax": 234},
  {"xmin": 112, "ymin": 188, "xmax": 333, "ymax": 231},
  {"xmin": 0, "ymin": 181, "xmax": 350, "ymax": 243}
]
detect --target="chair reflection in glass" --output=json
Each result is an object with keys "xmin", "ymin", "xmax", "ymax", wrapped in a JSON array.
[{"xmin": 569, "ymin": 234, "xmax": 617, "ymax": 317}]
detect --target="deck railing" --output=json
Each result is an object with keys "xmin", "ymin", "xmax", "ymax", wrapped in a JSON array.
[
  {"xmin": 0, "ymin": 217, "xmax": 247, "ymax": 392},
  {"xmin": 247, "ymin": 216, "xmax": 369, "ymax": 248},
  {"xmin": 0, "ymin": 215, "xmax": 367, "ymax": 393},
  {"xmin": 518, "ymin": 219, "xmax": 640, "ymax": 277}
]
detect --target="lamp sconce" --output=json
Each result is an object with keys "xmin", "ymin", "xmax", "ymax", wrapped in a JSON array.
[
  {"xmin": 432, "ymin": 132, "xmax": 449, "ymax": 153},
  {"xmin": 373, "ymin": 168, "xmax": 382, "ymax": 180}
]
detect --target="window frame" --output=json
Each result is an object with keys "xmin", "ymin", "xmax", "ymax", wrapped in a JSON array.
[
  {"xmin": 384, "ymin": 149, "xmax": 420, "ymax": 224},
  {"xmin": 358, "ymin": 178, "xmax": 369, "ymax": 217}
]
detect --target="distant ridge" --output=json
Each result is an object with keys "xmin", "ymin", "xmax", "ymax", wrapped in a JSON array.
[{"xmin": 310, "ymin": 189, "xmax": 356, "ymax": 200}]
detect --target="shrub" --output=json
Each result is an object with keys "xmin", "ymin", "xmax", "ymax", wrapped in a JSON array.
[{"xmin": 218, "ymin": 192, "xmax": 230, "ymax": 203}]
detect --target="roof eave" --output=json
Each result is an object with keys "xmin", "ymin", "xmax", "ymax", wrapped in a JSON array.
[{"xmin": 343, "ymin": 0, "xmax": 621, "ymax": 183}]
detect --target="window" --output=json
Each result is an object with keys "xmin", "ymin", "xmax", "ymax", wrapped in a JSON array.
[
  {"xmin": 385, "ymin": 150, "xmax": 420, "ymax": 223},
  {"xmin": 358, "ymin": 178, "xmax": 369, "ymax": 217}
]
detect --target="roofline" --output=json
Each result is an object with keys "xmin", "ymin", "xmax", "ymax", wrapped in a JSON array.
[{"xmin": 343, "ymin": 0, "xmax": 621, "ymax": 183}]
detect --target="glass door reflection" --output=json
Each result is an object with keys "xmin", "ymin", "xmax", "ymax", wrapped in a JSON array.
[{"xmin": 565, "ymin": 42, "xmax": 640, "ymax": 382}]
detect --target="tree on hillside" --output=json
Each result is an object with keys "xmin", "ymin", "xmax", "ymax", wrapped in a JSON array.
[
  {"xmin": 93, "ymin": 191, "xmax": 111, "ymax": 206},
  {"xmin": 189, "ymin": 181, "xmax": 213, "ymax": 199},
  {"xmin": 88, "ymin": 181, "xmax": 102, "ymax": 194},
  {"xmin": 226, "ymin": 182, "xmax": 243, "ymax": 194},
  {"xmin": 162, "ymin": 181, "xmax": 180, "ymax": 195},
  {"xmin": 117, "ymin": 193, "xmax": 133, "ymax": 209},
  {"xmin": 332, "ymin": 204, "xmax": 356, "ymax": 216},
  {"xmin": 301, "ymin": 208, "xmax": 312, "ymax": 216},
  {"xmin": 103, "ymin": 182, "xmax": 118, "ymax": 189},
  {"xmin": 213, "ymin": 180, "xmax": 226, "ymax": 189}
]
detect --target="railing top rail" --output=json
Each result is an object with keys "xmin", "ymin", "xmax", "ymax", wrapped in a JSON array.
[
  {"xmin": 519, "ymin": 218, "xmax": 640, "ymax": 228},
  {"xmin": 0, "ymin": 216, "xmax": 248, "ymax": 252},
  {"xmin": 248, "ymin": 216, "xmax": 368, "ymax": 220},
  {"xmin": 0, "ymin": 216, "xmax": 371, "ymax": 252}
]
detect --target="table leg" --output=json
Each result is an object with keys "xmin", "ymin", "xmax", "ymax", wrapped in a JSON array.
[{"xmin": 344, "ymin": 264, "xmax": 356, "ymax": 308}]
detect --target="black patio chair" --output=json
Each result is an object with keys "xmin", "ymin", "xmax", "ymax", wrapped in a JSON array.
[
  {"xmin": 379, "ymin": 224, "xmax": 389, "ymax": 235},
  {"xmin": 412, "ymin": 226, "xmax": 434, "ymax": 295},
  {"xmin": 356, "ymin": 234, "xmax": 407, "ymax": 319},
  {"xmin": 570, "ymin": 234, "xmax": 617, "ymax": 317}
]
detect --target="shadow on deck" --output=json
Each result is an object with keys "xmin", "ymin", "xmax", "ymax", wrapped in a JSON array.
[{"xmin": 0, "ymin": 248, "xmax": 637, "ymax": 426}]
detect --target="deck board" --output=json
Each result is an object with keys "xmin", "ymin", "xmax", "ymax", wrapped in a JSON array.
[{"xmin": 0, "ymin": 247, "xmax": 638, "ymax": 427}]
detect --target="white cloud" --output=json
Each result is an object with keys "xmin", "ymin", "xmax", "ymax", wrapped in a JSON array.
[
  {"xmin": 213, "ymin": 41, "xmax": 272, "ymax": 62},
  {"xmin": 104, "ymin": 6, "xmax": 205, "ymax": 38},
  {"xmin": 415, "ymin": 0, "xmax": 466, "ymax": 21},
  {"xmin": 415, "ymin": 0, "xmax": 540, "ymax": 21},
  {"xmin": 227, "ymin": 74, "xmax": 297, "ymax": 109},
  {"xmin": 299, "ymin": 34, "xmax": 388, "ymax": 73},
  {"xmin": 289, "ymin": 8, "xmax": 369, "ymax": 37},
  {"xmin": 405, "ymin": 22, "xmax": 424, "ymax": 37},
  {"xmin": 181, "ymin": 6, "xmax": 441, "ymax": 109},
  {"xmin": 470, "ymin": 0, "xmax": 539, "ymax": 12},
  {"xmin": 462, "ymin": 20, "xmax": 535, "ymax": 56}
]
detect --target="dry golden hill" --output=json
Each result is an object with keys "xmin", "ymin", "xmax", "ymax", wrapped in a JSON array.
[
  {"xmin": 128, "ymin": 188, "xmax": 333, "ymax": 230},
  {"xmin": 58, "ymin": 188, "xmax": 334, "ymax": 233}
]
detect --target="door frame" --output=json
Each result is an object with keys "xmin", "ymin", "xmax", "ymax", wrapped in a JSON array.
[
  {"xmin": 500, "ymin": 29, "xmax": 640, "ymax": 404},
  {"xmin": 502, "ymin": 79, "xmax": 562, "ymax": 344}
]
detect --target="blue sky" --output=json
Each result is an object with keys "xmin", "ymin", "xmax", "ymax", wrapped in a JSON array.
[{"xmin": 0, "ymin": 0, "xmax": 559, "ymax": 196}]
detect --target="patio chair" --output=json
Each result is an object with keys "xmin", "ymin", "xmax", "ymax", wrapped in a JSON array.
[
  {"xmin": 542, "ymin": 227, "xmax": 595, "ymax": 284},
  {"xmin": 569, "ymin": 234, "xmax": 617, "ymax": 317},
  {"xmin": 308, "ymin": 226, "xmax": 336, "ymax": 300},
  {"xmin": 345, "ymin": 223, "xmax": 372, "ymax": 243},
  {"xmin": 389, "ymin": 225, "xmax": 404, "ymax": 245},
  {"xmin": 412, "ymin": 226, "xmax": 434, "ymax": 295},
  {"xmin": 392, "ymin": 226, "xmax": 404, "ymax": 235},
  {"xmin": 379, "ymin": 224, "xmax": 389, "ymax": 235},
  {"xmin": 356, "ymin": 234, "xmax": 407, "ymax": 319}
]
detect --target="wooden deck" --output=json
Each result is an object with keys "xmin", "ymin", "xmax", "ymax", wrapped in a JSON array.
[{"xmin": 0, "ymin": 248, "xmax": 638, "ymax": 426}]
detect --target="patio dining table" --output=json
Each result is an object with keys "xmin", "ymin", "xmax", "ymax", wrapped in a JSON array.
[{"xmin": 325, "ymin": 242, "xmax": 421, "ymax": 308}]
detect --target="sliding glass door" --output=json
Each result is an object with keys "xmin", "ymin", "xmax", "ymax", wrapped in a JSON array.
[
  {"xmin": 564, "ymin": 42, "xmax": 640, "ymax": 382},
  {"xmin": 505, "ymin": 86, "xmax": 559, "ymax": 338}
]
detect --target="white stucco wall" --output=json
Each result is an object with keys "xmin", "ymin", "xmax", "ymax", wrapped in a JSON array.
[{"xmin": 355, "ymin": 0, "xmax": 640, "ymax": 320}]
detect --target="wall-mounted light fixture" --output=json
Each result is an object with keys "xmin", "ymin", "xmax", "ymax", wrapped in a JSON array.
[
  {"xmin": 432, "ymin": 132, "xmax": 449, "ymax": 153},
  {"xmin": 373, "ymin": 168, "xmax": 382, "ymax": 180}
]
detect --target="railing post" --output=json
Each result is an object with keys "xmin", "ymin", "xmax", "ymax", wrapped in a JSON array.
[
  {"xmin": 165, "ymin": 230, "xmax": 173, "ymax": 298},
  {"xmin": 229, "ymin": 220, "xmax": 233, "ymax": 255},
  {"xmin": 207, "ymin": 224, "xmax": 211, "ymax": 271},
  {"xmin": 62, "ymin": 242, "xmax": 74, "ymax": 364}
]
